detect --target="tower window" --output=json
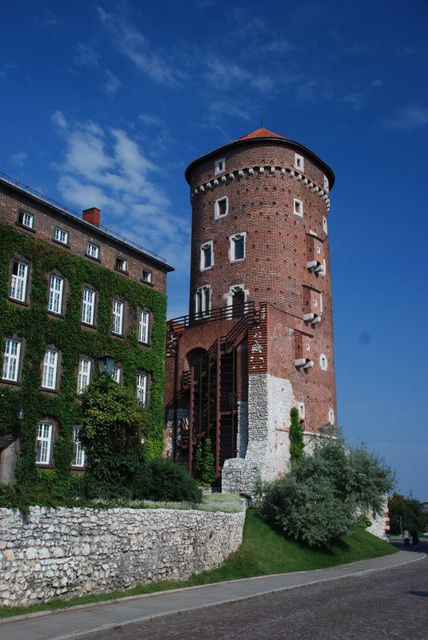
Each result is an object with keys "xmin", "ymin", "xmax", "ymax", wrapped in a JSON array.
[
  {"xmin": 195, "ymin": 285, "xmax": 211, "ymax": 317},
  {"xmin": 294, "ymin": 199, "xmax": 303, "ymax": 217},
  {"xmin": 17, "ymin": 210, "xmax": 34, "ymax": 229},
  {"xmin": 294, "ymin": 154, "xmax": 304, "ymax": 171},
  {"xmin": 214, "ymin": 158, "xmax": 226, "ymax": 175},
  {"xmin": 230, "ymin": 233, "xmax": 246, "ymax": 262},
  {"xmin": 115, "ymin": 256, "xmax": 128, "ymax": 273},
  {"xmin": 54, "ymin": 227, "xmax": 69, "ymax": 246},
  {"xmin": 200, "ymin": 241, "xmax": 214, "ymax": 271},
  {"xmin": 320, "ymin": 354, "xmax": 328, "ymax": 371},
  {"xmin": 323, "ymin": 217, "xmax": 328, "ymax": 234},
  {"xmin": 324, "ymin": 175, "xmax": 329, "ymax": 190},
  {"xmin": 141, "ymin": 269, "xmax": 153, "ymax": 284},
  {"xmin": 214, "ymin": 196, "xmax": 229, "ymax": 219},
  {"xmin": 298, "ymin": 402, "xmax": 305, "ymax": 419},
  {"xmin": 328, "ymin": 409, "xmax": 335, "ymax": 424}
]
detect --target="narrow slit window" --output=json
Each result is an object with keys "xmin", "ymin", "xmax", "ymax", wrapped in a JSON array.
[
  {"xmin": 200, "ymin": 242, "xmax": 213, "ymax": 270},
  {"xmin": 294, "ymin": 199, "xmax": 303, "ymax": 217},
  {"xmin": 214, "ymin": 196, "xmax": 228, "ymax": 219}
]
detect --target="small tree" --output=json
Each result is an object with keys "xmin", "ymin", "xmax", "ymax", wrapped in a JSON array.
[
  {"xmin": 388, "ymin": 496, "xmax": 425, "ymax": 534},
  {"xmin": 194, "ymin": 442, "xmax": 204, "ymax": 481},
  {"xmin": 289, "ymin": 407, "xmax": 304, "ymax": 460},
  {"xmin": 202, "ymin": 438, "xmax": 216, "ymax": 486}
]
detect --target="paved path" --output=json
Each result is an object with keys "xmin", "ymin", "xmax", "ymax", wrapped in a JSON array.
[{"xmin": 0, "ymin": 549, "xmax": 424, "ymax": 640}]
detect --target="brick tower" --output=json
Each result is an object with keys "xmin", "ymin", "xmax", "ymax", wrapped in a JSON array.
[{"xmin": 164, "ymin": 128, "xmax": 337, "ymax": 494}]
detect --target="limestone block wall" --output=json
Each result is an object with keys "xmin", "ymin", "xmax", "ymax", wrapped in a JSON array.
[{"xmin": 0, "ymin": 506, "xmax": 245, "ymax": 607}]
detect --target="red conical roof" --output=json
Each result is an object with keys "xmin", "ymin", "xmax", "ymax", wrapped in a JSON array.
[{"xmin": 236, "ymin": 127, "xmax": 284, "ymax": 141}]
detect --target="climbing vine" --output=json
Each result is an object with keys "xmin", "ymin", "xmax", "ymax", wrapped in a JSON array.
[{"xmin": 0, "ymin": 222, "xmax": 167, "ymax": 493}]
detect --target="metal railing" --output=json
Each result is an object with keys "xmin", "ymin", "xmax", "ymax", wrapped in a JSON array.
[
  {"xmin": 0, "ymin": 171, "xmax": 168, "ymax": 264},
  {"xmin": 168, "ymin": 301, "xmax": 256, "ymax": 330}
]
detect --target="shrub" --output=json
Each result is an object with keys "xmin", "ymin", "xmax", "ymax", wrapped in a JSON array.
[
  {"xmin": 289, "ymin": 407, "xmax": 304, "ymax": 460},
  {"xmin": 133, "ymin": 458, "xmax": 202, "ymax": 503},
  {"xmin": 388, "ymin": 494, "xmax": 425, "ymax": 534},
  {"xmin": 260, "ymin": 438, "xmax": 394, "ymax": 547}
]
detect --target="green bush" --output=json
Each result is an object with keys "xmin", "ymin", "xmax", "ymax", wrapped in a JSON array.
[
  {"xmin": 388, "ymin": 494, "xmax": 425, "ymax": 534},
  {"xmin": 289, "ymin": 407, "xmax": 304, "ymax": 460},
  {"xmin": 133, "ymin": 458, "xmax": 202, "ymax": 503},
  {"xmin": 260, "ymin": 438, "xmax": 394, "ymax": 547}
]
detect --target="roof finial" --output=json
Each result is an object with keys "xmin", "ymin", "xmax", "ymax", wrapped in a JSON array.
[{"xmin": 260, "ymin": 103, "xmax": 264, "ymax": 128}]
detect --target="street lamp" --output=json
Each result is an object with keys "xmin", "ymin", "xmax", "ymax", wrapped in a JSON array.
[{"xmin": 97, "ymin": 356, "xmax": 115, "ymax": 376}]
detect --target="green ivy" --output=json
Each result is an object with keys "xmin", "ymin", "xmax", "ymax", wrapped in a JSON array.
[{"xmin": 0, "ymin": 222, "xmax": 167, "ymax": 492}]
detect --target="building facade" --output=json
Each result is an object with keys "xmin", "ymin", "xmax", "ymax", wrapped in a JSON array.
[
  {"xmin": 164, "ymin": 128, "xmax": 337, "ymax": 494},
  {"xmin": 0, "ymin": 173, "xmax": 173, "ymax": 485}
]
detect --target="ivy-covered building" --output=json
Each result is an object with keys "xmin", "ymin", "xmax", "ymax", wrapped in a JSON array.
[{"xmin": 0, "ymin": 172, "xmax": 173, "ymax": 488}]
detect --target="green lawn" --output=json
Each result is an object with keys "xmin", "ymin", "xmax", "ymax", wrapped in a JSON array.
[{"xmin": 0, "ymin": 509, "xmax": 397, "ymax": 619}]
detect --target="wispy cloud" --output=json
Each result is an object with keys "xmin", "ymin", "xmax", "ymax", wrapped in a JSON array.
[
  {"xmin": 51, "ymin": 111, "xmax": 189, "ymax": 269},
  {"xmin": 384, "ymin": 105, "xmax": 428, "ymax": 130},
  {"xmin": 9, "ymin": 152, "xmax": 27, "ymax": 167},
  {"xmin": 340, "ymin": 91, "xmax": 366, "ymax": 111},
  {"xmin": 96, "ymin": 6, "xmax": 182, "ymax": 86},
  {"xmin": 75, "ymin": 43, "xmax": 100, "ymax": 68},
  {"xmin": 104, "ymin": 70, "xmax": 121, "ymax": 97},
  {"xmin": 205, "ymin": 57, "xmax": 274, "ymax": 92},
  {"xmin": 34, "ymin": 8, "xmax": 62, "ymax": 28}
]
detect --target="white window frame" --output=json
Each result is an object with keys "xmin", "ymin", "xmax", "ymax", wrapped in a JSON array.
[
  {"xmin": 77, "ymin": 357, "xmax": 92, "ymax": 394},
  {"xmin": 112, "ymin": 365, "xmax": 122, "ymax": 384},
  {"xmin": 41, "ymin": 348, "xmax": 59, "ymax": 390},
  {"xmin": 229, "ymin": 233, "xmax": 246, "ymax": 263},
  {"xmin": 138, "ymin": 309, "xmax": 150, "ymax": 344},
  {"xmin": 323, "ymin": 216, "xmax": 328, "ymax": 234},
  {"xmin": 18, "ymin": 210, "xmax": 34, "ymax": 229},
  {"xmin": 36, "ymin": 421, "xmax": 53, "ymax": 465},
  {"xmin": 9, "ymin": 260, "xmax": 28, "ymax": 302},
  {"xmin": 86, "ymin": 242, "xmax": 99, "ymax": 259},
  {"xmin": 320, "ymin": 353, "xmax": 328, "ymax": 371},
  {"xmin": 112, "ymin": 299, "xmax": 124, "ymax": 335},
  {"xmin": 328, "ymin": 409, "xmax": 335, "ymax": 425},
  {"xmin": 294, "ymin": 153, "xmax": 304, "ymax": 171},
  {"xmin": 214, "ymin": 157, "xmax": 226, "ymax": 175},
  {"xmin": 195, "ymin": 285, "xmax": 211, "ymax": 317},
  {"xmin": 2, "ymin": 338, "xmax": 21, "ymax": 382},
  {"xmin": 72, "ymin": 426, "xmax": 85, "ymax": 468},
  {"xmin": 200, "ymin": 241, "xmax": 214, "ymax": 271},
  {"xmin": 136, "ymin": 371, "xmax": 148, "ymax": 405},
  {"xmin": 141, "ymin": 269, "xmax": 152, "ymax": 284},
  {"xmin": 82, "ymin": 287, "xmax": 96, "ymax": 325},
  {"xmin": 298, "ymin": 402, "xmax": 305, "ymax": 419},
  {"xmin": 214, "ymin": 196, "xmax": 229, "ymax": 219},
  {"xmin": 115, "ymin": 256, "xmax": 128, "ymax": 272},
  {"xmin": 54, "ymin": 227, "xmax": 69, "ymax": 245},
  {"xmin": 323, "ymin": 175, "xmax": 329, "ymax": 191},
  {"xmin": 48, "ymin": 275, "xmax": 64, "ymax": 315},
  {"xmin": 294, "ymin": 199, "xmax": 303, "ymax": 217}
]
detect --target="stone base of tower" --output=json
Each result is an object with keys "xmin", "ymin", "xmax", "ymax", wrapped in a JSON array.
[{"xmin": 222, "ymin": 373, "xmax": 294, "ymax": 496}]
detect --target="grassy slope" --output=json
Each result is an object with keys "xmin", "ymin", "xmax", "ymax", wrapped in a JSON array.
[{"xmin": 0, "ymin": 509, "xmax": 397, "ymax": 619}]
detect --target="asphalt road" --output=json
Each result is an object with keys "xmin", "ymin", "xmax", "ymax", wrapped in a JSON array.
[{"xmin": 86, "ymin": 542, "xmax": 428, "ymax": 640}]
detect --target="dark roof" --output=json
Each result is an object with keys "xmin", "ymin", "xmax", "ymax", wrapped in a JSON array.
[
  {"xmin": 185, "ymin": 128, "xmax": 335, "ymax": 188},
  {"xmin": 0, "ymin": 172, "xmax": 174, "ymax": 271}
]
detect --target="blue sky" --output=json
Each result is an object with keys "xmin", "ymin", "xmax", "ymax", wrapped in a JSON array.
[{"xmin": 1, "ymin": 1, "xmax": 427, "ymax": 500}]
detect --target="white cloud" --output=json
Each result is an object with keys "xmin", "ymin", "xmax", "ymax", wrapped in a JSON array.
[
  {"xmin": 384, "ymin": 106, "xmax": 428, "ymax": 130},
  {"xmin": 9, "ymin": 152, "xmax": 27, "ymax": 167},
  {"xmin": 205, "ymin": 57, "xmax": 274, "ymax": 92},
  {"xmin": 340, "ymin": 91, "xmax": 366, "ymax": 111},
  {"xmin": 75, "ymin": 43, "xmax": 100, "ymax": 68},
  {"xmin": 104, "ymin": 70, "xmax": 121, "ymax": 97},
  {"xmin": 34, "ymin": 8, "xmax": 62, "ymax": 27}
]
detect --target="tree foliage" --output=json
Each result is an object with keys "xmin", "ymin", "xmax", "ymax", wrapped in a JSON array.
[
  {"xmin": 193, "ymin": 438, "xmax": 216, "ymax": 486},
  {"xmin": 289, "ymin": 407, "xmax": 304, "ymax": 460},
  {"xmin": 260, "ymin": 438, "xmax": 395, "ymax": 547},
  {"xmin": 388, "ymin": 494, "xmax": 425, "ymax": 534}
]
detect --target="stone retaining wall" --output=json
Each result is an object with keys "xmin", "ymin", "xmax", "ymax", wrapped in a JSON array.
[{"xmin": 0, "ymin": 506, "xmax": 245, "ymax": 607}]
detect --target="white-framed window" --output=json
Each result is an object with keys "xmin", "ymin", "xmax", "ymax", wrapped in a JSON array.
[
  {"xmin": 115, "ymin": 256, "xmax": 128, "ymax": 272},
  {"xmin": 41, "ymin": 348, "xmax": 58, "ymax": 390},
  {"xmin": 214, "ymin": 157, "xmax": 226, "ymax": 175},
  {"xmin": 323, "ymin": 216, "xmax": 328, "ymax": 234},
  {"xmin": 323, "ymin": 175, "xmax": 329, "ymax": 190},
  {"xmin": 54, "ymin": 227, "xmax": 69, "ymax": 245},
  {"xmin": 9, "ymin": 260, "xmax": 28, "ymax": 302},
  {"xmin": 136, "ymin": 371, "xmax": 148, "ymax": 405},
  {"xmin": 138, "ymin": 309, "xmax": 150, "ymax": 344},
  {"xmin": 112, "ymin": 365, "xmax": 122, "ymax": 384},
  {"xmin": 36, "ymin": 421, "xmax": 53, "ymax": 465},
  {"xmin": 319, "ymin": 293, "xmax": 323, "ymax": 314},
  {"xmin": 200, "ymin": 241, "xmax": 214, "ymax": 271},
  {"xmin": 86, "ymin": 242, "xmax": 99, "ymax": 259},
  {"xmin": 141, "ymin": 269, "xmax": 152, "ymax": 284},
  {"xmin": 328, "ymin": 409, "xmax": 335, "ymax": 424},
  {"xmin": 320, "ymin": 353, "xmax": 328, "ymax": 371},
  {"xmin": 72, "ymin": 426, "xmax": 85, "ymax": 468},
  {"xmin": 48, "ymin": 275, "xmax": 64, "ymax": 315},
  {"xmin": 2, "ymin": 338, "xmax": 21, "ymax": 382},
  {"xmin": 230, "ymin": 233, "xmax": 246, "ymax": 262},
  {"xmin": 112, "ymin": 299, "xmax": 124, "ymax": 335},
  {"xmin": 77, "ymin": 357, "xmax": 92, "ymax": 394},
  {"xmin": 17, "ymin": 210, "xmax": 34, "ymax": 229},
  {"xmin": 82, "ymin": 287, "xmax": 96, "ymax": 325},
  {"xmin": 294, "ymin": 199, "xmax": 303, "ymax": 217},
  {"xmin": 306, "ymin": 343, "xmax": 311, "ymax": 351},
  {"xmin": 298, "ymin": 402, "xmax": 305, "ymax": 419},
  {"xmin": 214, "ymin": 196, "xmax": 229, "ymax": 219},
  {"xmin": 195, "ymin": 285, "xmax": 211, "ymax": 317},
  {"xmin": 294, "ymin": 154, "xmax": 304, "ymax": 171}
]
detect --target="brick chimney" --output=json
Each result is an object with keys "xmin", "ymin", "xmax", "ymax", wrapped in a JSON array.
[{"xmin": 82, "ymin": 207, "xmax": 101, "ymax": 227}]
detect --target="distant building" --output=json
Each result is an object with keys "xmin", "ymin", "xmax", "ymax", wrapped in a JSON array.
[
  {"xmin": 0, "ymin": 172, "xmax": 173, "ymax": 485},
  {"xmin": 164, "ymin": 128, "xmax": 336, "ymax": 494}
]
